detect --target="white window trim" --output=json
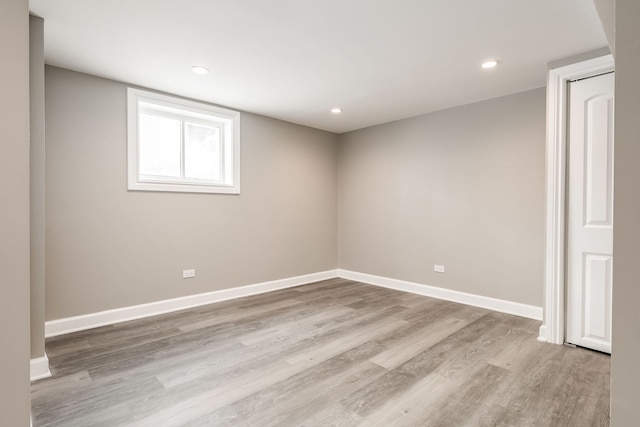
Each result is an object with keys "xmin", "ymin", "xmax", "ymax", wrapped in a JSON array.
[{"xmin": 127, "ymin": 88, "xmax": 240, "ymax": 194}]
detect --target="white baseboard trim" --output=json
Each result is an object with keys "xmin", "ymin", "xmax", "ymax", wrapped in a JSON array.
[
  {"xmin": 44, "ymin": 268, "xmax": 543, "ymax": 338},
  {"xmin": 30, "ymin": 353, "xmax": 51, "ymax": 381},
  {"xmin": 337, "ymin": 269, "xmax": 543, "ymax": 321},
  {"xmin": 537, "ymin": 324, "xmax": 548, "ymax": 342},
  {"xmin": 45, "ymin": 270, "xmax": 339, "ymax": 338}
]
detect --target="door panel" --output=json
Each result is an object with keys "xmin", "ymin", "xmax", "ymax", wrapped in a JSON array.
[
  {"xmin": 584, "ymin": 94, "xmax": 615, "ymax": 226},
  {"xmin": 582, "ymin": 253, "xmax": 612, "ymax": 345},
  {"xmin": 566, "ymin": 72, "xmax": 614, "ymax": 354}
]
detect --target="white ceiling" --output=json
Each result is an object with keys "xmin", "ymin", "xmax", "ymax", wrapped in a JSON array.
[{"xmin": 29, "ymin": 0, "xmax": 607, "ymax": 133}]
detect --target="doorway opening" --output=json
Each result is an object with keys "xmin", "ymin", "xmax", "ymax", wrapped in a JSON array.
[{"xmin": 539, "ymin": 54, "xmax": 615, "ymax": 351}]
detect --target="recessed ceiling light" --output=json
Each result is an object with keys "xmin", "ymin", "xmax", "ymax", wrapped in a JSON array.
[
  {"xmin": 481, "ymin": 60, "xmax": 498, "ymax": 69},
  {"xmin": 191, "ymin": 66, "xmax": 209, "ymax": 75},
  {"xmin": 331, "ymin": 108, "xmax": 342, "ymax": 114}
]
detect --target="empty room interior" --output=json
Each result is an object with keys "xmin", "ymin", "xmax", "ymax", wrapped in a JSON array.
[{"xmin": 2, "ymin": 0, "xmax": 640, "ymax": 426}]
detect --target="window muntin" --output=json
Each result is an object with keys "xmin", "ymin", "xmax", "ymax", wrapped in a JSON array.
[{"xmin": 127, "ymin": 88, "xmax": 240, "ymax": 194}]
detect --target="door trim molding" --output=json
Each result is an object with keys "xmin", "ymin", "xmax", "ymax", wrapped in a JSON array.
[{"xmin": 540, "ymin": 54, "xmax": 614, "ymax": 344}]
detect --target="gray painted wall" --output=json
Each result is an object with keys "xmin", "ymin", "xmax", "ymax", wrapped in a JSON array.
[
  {"xmin": 0, "ymin": 0, "xmax": 31, "ymax": 424},
  {"xmin": 30, "ymin": 15, "xmax": 47, "ymax": 359},
  {"xmin": 45, "ymin": 66, "xmax": 338, "ymax": 320},
  {"xmin": 611, "ymin": 0, "xmax": 640, "ymax": 424},
  {"xmin": 593, "ymin": 0, "xmax": 615, "ymax": 54},
  {"xmin": 338, "ymin": 88, "xmax": 546, "ymax": 307}
]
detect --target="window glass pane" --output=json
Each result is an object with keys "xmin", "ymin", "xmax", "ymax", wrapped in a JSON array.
[
  {"xmin": 139, "ymin": 114, "xmax": 181, "ymax": 178},
  {"xmin": 185, "ymin": 122, "xmax": 221, "ymax": 181}
]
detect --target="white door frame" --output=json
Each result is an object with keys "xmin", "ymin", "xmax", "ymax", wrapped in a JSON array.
[{"xmin": 539, "ymin": 54, "xmax": 615, "ymax": 345}]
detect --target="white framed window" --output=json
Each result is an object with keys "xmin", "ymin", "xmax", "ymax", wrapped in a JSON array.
[{"xmin": 127, "ymin": 88, "xmax": 240, "ymax": 194}]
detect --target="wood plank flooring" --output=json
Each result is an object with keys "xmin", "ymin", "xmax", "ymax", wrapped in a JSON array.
[{"xmin": 31, "ymin": 279, "xmax": 610, "ymax": 426}]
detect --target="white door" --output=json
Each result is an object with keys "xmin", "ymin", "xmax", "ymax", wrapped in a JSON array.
[{"xmin": 566, "ymin": 72, "xmax": 614, "ymax": 354}]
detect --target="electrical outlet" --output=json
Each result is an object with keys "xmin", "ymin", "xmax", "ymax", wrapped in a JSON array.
[
  {"xmin": 182, "ymin": 269, "xmax": 196, "ymax": 279},
  {"xmin": 434, "ymin": 265, "xmax": 445, "ymax": 273}
]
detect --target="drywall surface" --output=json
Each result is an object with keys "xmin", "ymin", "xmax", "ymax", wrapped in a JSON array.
[
  {"xmin": 45, "ymin": 66, "xmax": 338, "ymax": 320},
  {"xmin": 593, "ymin": 0, "xmax": 615, "ymax": 54},
  {"xmin": 0, "ymin": 0, "xmax": 32, "ymax": 424},
  {"xmin": 338, "ymin": 88, "xmax": 546, "ymax": 306},
  {"xmin": 611, "ymin": 0, "xmax": 640, "ymax": 425},
  {"xmin": 30, "ymin": 15, "xmax": 46, "ymax": 359}
]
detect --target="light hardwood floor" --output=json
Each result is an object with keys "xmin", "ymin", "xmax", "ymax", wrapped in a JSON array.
[{"xmin": 32, "ymin": 278, "xmax": 610, "ymax": 426}]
